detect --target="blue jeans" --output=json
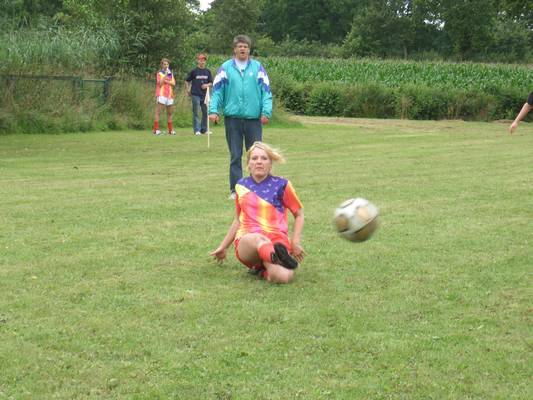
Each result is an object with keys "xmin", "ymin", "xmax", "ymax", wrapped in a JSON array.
[
  {"xmin": 225, "ymin": 117, "xmax": 263, "ymax": 193},
  {"xmin": 191, "ymin": 95, "xmax": 208, "ymax": 133}
]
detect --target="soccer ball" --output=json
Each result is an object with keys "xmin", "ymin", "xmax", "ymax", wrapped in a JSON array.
[{"xmin": 333, "ymin": 198, "xmax": 379, "ymax": 242}]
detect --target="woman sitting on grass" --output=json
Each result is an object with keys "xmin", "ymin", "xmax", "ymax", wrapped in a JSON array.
[{"xmin": 211, "ymin": 142, "xmax": 305, "ymax": 284}]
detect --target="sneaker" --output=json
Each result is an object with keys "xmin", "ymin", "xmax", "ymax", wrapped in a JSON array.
[
  {"xmin": 195, "ymin": 131, "xmax": 202, "ymax": 136},
  {"xmin": 272, "ymin": 243, "xmax": 298, "ymax": 270},
  {"xmin": 169, "ymin": 130, "xmax": 176, "ymax": 135},
  {"xmin": 228, "ymin": 192, "xmax": 236, "ymax": 200},
  {"xmin": 153, "ymin": 130, "xmax": 162, "ymax": 135}
]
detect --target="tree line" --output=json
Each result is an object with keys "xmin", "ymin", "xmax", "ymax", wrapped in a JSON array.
[{"xmin": 1, "ymin": 0, "xmax": 532, "ymax": 75}]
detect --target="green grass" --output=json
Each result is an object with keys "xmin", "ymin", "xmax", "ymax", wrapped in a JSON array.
[{"xmin": 0, "ymin": 119, "xmax": 531, "ymax": 399}]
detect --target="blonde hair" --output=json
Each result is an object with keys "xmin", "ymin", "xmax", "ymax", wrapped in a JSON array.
[
  {"xmin": 246, "ymin": 142, "xmax": 286, "ymax": 165},
  {"xmin": 160, "ymin": 58, "xmax": 170, "ymax": 66}
]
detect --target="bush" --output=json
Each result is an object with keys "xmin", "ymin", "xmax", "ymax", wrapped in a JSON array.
[
  {"xmin": 447, "ymin": 91, "xmax": 495, "ymax": 121},
  {"xmin": 306, "ymin": 83, "xmax": 343, "ymax": 116},
  {"xmin": 0, "ymin": 76, "xmax": 192, "ymax": 134},
  {"xmin": 485, "ymin": 86, "xmax": 530, "ymax": 121},
  {"xmin": 343, "ymin": 83, "xmax": 397, "ymax": 118},
  {"xmin": 397, "ymin": 85, "xmax": 451, "ymax": 120},
  {"xmin": 270, "ymin": 73, "xmax": 309, "ymax": 115}
]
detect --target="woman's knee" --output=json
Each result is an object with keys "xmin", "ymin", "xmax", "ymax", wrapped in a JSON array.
[{"xmin": 267, "ymin": 266, "xmax": 294, "ymax": 284}]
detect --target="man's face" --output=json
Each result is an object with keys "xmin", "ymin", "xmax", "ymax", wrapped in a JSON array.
[
  {"xmin": 234, "ymin": 42, "xmax": 250, "ymax": 61},
  {"xmin": 197, "ymin": 57, "xmax": 206, "ymax": 68}
]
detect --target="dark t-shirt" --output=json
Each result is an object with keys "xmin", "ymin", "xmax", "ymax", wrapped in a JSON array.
[
  {"xmin": 527, "ymin": 91, "xmax": 533, "ymax": 106},
  {"xmin": 185, "ymin": 67, "xmax": 213, "ymax": 99}
]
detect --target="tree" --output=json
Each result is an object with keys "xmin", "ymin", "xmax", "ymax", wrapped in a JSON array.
[
  {"xmin": 425, "ymin": 0, "xmax": 497, "ymax": 60},
  {"xmin": 202, "ymin": 0, "xmax": 262, "ymax": 54},
  {"xmin": 62, "ymin": 0, "xmax": 196, "ymax": 72},
  {"xmin": 343, "ymin": 0, "xmax": 415, "ymax": 58},
  {"xmin": 497, "ymin": 0, "xmax": 533, "ymax": 29},
  {"xmin": 260, "ymin": 0, "xmax": 363, "ymax": 44}
]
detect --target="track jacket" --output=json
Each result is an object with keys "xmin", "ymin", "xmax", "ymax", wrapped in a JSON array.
[{"xmin": 209, "ymin": 58, "xmax": 272, "ymax": 119}]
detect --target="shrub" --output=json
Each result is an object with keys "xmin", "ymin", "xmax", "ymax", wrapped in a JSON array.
[
  {"xmin": 306, "ymin": 83, "xmax": 343, "ymax": 116},
  {"xmin": 485, "ymin": 86, "xmax": 530, "ymax": 121},
  {"xmin": 270, "ymin": 73, "xmax": 308, "ymax": 115},
  {"xmin": 343, "ymin": 83, "xmax": 397, "ymax": 118},
  {"xmin": 397, "ymin": 85, "xmax": 450, "ymax": 120},
  {"xmin": 447, "ymin": 91, "xmax": 495, "ymax": 121}
]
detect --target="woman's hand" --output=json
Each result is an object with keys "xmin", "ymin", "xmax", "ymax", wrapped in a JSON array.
[
  {"xmin": 291, "ymin": 242, "xmax": 306, "ymax": 263},
  {"xmin": 210, "ymin": 246, "xmax": 227, "ymax": 263}
]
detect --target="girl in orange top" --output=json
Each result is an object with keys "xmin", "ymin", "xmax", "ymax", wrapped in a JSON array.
[{"xmin": 153, "ymin": 58, "xmax": 176, "ymax": 135}]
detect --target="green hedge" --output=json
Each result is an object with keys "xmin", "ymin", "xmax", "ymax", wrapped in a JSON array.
[
  {"xmin": 272, "ymin": 76, "xmax": 530, "ymax": 121},
  {"xmin": 0, "ymin": 76, "xmax": 295, "ymax": 134}
]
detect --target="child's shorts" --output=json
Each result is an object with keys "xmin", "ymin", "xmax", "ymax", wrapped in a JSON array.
[{"xmin": 157, "ymin": 96, "xmax": 174, "ymax": 106}]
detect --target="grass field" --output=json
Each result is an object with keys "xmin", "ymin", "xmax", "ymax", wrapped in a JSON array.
[{"xmin": 1, "ymin": 119, "xmax": 531, "ymax": 399}]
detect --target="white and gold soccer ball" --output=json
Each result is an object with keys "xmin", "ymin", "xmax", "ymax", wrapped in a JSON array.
[{"xmin": 333, "ymin": 198, "xmax": 379, "ymax": 242}]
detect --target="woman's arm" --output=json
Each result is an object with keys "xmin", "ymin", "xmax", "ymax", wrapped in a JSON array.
[
  {"xmin": 291, "ymin": 208, "xmax": 305, "ymax": 262},
  {"xmin": 210, "ymin": 218, "xmax": 240, "ymax": 263}
]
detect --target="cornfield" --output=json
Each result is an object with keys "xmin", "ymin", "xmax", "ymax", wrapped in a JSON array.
[{"xmin": 208, "ymin": 56, "xmax": 533, "ymax": 92}]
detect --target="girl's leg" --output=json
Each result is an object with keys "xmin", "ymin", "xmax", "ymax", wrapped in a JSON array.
[
  {"xmin": 237, "ymin": 233, "xmax": 294, "ymax": 284},
  {"xmin": 166, "ymin": 105, "xmax": 174, "ymax": 134},
  {"xmin": 153, "ymin": 102, "xmax": 163, "ymax": 133}
]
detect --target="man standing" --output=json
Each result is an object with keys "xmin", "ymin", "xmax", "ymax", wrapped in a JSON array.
[
  {"xmin": 185, "ymin": 53, "xmax": 213, "ymax": 136},
  {"xmin": 209, "ymin": 35, "xmax": 273, "ymax": 199}
]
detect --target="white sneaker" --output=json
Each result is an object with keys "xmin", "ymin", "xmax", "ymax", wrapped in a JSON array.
[
  {"xmin": 228, "ymin": 192, "xmax": 236, "ymax": 200},
  {"xmin": 153, "ymin": 130, "xmax": 162, "ymax": 135},
  {"xmin": 195, "ymin": 131, "xmax": 201, "ymax": 136},
  {"xmin": 169, "ymin": 130, "xmax": 176, "ymax": 135}
]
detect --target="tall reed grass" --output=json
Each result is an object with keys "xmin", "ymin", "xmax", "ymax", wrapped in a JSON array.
[
  {"xmin": 0, "ymin": 22, "xmax": 119, "ymax": 75},
  {"xmin": 0, "ymin": 75, "xmax": 293, "ymax": 134}
]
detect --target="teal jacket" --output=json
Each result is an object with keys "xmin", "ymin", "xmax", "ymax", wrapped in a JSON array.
[{"xmin": 209, "ymin": 58, "xmax": 272, "ymax": 119}]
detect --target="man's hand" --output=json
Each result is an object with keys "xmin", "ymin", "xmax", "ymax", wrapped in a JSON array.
[
  {"xmin": 209, "ymin": 114, "xmax": 219, "ymax": 124},
  {"xmin": 260, "ymin": 116, "xmax": 269, "ymax": 125}
]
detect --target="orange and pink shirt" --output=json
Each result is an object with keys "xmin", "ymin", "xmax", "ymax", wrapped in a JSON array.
[
  {"xmin": 155, "ymin": 69, "xmax": 175, "ymax": 98},
  {"xmin": 234, "ymin": 175, "xmax": 302, "ymax": 248}
]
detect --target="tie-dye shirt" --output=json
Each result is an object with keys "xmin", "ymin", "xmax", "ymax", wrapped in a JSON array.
[
  {"xmin": 155, "ymin": 69, "xmax": 175, "ymax": 98},
  {"xmin": 234, "ymin": 175, "xmax": 302, "ymax": 246}
]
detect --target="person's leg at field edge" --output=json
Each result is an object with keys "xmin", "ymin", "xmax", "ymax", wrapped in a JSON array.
[
  {"xmin": 191, "ymin": 95, "xmax": 202, "ymax": 134},
  {"xmin": 236, "ymin": 233, "xmax": 294, "ymax": 284},
  {"xmin": 200, "ymin": 99, "xmax": 208, "ymax": 133},
  {"xmin": 225, "ymin": 117, "xmax": 244, "ymax": 195},
  {"xmin": 153, "ymin": 101, "xmax": 165, "ymax": 134},
  {"xmin": 166, "ymin": 104, "xmax": 174, "ymax": 134}
]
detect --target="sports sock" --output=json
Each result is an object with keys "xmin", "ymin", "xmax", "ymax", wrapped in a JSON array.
[
  {"xmin": 258, "ymin": 242, "xmax": 275, "ymax": 264},
  {"xmin": 167, "ymin": 121, "xmax": 173, "ymax": 132},
  {"xmin": 153, "ymin": 121, "xmax": 159, "ymax": 131}
]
